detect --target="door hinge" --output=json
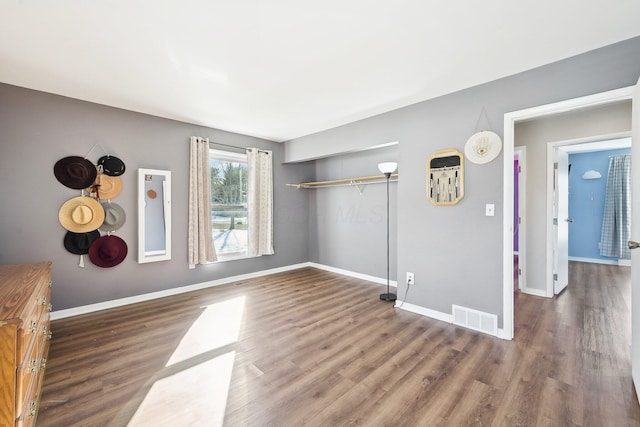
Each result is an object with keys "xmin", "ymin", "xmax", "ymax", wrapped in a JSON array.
[
  {"xmin": 553, "ymin": 218, "xmax": 558, "ymax": 225},
  {"xmin": 518, "ymin": 165, "xmax": 522, "ymax": 173},
  {"xmin": 518, "ymin": 268, "xmax": 522, "ymax": 275},
  {"xmin": 518, "ymin": 217, "xmax": 521, "ymax": 224},
  {"xmin": 553, "ymin": 273, "xmax": 558, "ymax": 281},
  {"xmin": 554, "ymin": 162, "xmax": 559, "ymax": 170}
]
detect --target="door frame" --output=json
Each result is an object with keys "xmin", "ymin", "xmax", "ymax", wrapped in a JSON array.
[
  {"xmin": 502, "ymin": 86, "xmax": 634, "ymax": 340},
  {"xmin": 514, "ymin": 147, "xmax": 527, "ymax": 292},
  {"xmin": 544, "ymin": 133, "xmax": 632, "ymax": 297}
]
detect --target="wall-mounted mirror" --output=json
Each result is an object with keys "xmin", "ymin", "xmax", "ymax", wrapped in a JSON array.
[
  {"xmin": 427, "ymin": 148, "xmax": 464, "ymax": 205},
  {"xmin": 138, "ymin": 168, "xmax": 171, "ymax": 263}
]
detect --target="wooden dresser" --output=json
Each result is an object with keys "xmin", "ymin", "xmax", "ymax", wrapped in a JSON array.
[{"xmin": 0, "ymin": 262, "xmax": 52, "ymax": 427}]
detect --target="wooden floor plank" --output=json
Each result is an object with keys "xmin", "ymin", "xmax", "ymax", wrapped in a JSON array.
[{"xmin": 37, "ymin": 263, "xmax": 640, "ymax": 426}]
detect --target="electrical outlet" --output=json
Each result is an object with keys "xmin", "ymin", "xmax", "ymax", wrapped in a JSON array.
[{"xmin": 406, "ymin": 272, "xmax": 415, "ymax": 285}]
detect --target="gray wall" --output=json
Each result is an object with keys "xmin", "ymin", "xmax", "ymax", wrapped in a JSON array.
[
  {"xmin": 515, "ymin": 102, "xmax": 632, "ymax": 292},
  {"xmin": 0, "ymin": 84, "xmax": 310, "ymax": 310},
  {"xmin": 308, "ymin": 145, "xmax": 398, "ymax": 280},
  {"xmin": 286, "ymin": 36, "xmax": 640, "ymax": 326}
]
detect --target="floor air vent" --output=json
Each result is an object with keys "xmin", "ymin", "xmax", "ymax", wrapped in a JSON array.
[{"xmin": 452, "ymin": 305, "xmax": 498, "ymax": 336}]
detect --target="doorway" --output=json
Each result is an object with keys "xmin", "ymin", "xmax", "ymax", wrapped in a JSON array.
[
  {"xmin": 502, "ymin": 86, "xmax": 635, "ymax": 340},
  {"xmin": 548, "ymin": 136, "xmax": 632, "ymax": 297}
]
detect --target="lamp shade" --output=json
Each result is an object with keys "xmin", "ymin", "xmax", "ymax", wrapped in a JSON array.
[{"xmin": 378, "ymin": 162, "xmax": 397, "ymax": 174}]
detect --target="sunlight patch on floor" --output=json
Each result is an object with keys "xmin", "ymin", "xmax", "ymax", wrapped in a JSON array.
[
  {"xmin": 128, "ymin": 351, "xmax": 236, "ymax": 427},
  {"xmin": 126, "ymin": 296, "xmax": 245, "ymax": 426},
  {"xmin": 167, "ymin": 296, "xmax": 245, "ymax": 366}
]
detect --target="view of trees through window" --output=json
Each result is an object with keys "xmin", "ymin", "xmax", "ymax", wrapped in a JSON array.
[{"xmin": 210, "ymin": 150, "xmax": 248, "ymax": 256}]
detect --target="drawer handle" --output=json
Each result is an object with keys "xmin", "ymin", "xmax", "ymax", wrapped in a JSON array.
[
  {"xmin": 29, "ymin": 320, "xmax": 37, "ymax": 334},
  {"xmin": 38, "ymin": 295, "xmax": 47, "ymax": 305},
  {"xmin": 47, "ymin": 303, "xmax": 53, "ymax": 312},
  {"xmin": 40, "ymin": 357, "xmax": 47, "ymax": 370},
  {"xmin": 29, "ymin": 359, "xmax": 37, "ymax": 373},
  {"xmin": 28, "ymin": 401, "xmax": 37, "ymax": 417},
  {"xmin": 41, "ymin": 325, "xmax": 52, "ymax": 339},
  {"xmin": 48, "ymin": 280, "xmax": 52, "ymax": 288}
]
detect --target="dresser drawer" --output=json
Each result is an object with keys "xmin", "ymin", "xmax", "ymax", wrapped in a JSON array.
[
  {"xmin": 16, "ymin": 286, "xmax": 51, "ymax": 363},
  {"xmin": 15, "ymin": 392, "xmax": 39, "ymax": 427},
  {"xmin": 15, "ymin": 338, "xmax": 39, "ymax": 418},
  {"xmin": 0, "ymin": 261, "xmax": 52, "ymax": 427}
]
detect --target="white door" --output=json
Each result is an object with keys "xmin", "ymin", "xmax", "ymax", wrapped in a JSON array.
[
  {"xmin": 553, "ymin": 147, "xmax": 570, "ymax": 294},
  {"xmin": 630, "ymin": 77, "xmax": 640, "ymax": 400}
]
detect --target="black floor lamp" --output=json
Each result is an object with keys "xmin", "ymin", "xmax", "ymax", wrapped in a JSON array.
[{"xmin": 378, "ymin": 161, "xmax": 397, "ymax": 302}]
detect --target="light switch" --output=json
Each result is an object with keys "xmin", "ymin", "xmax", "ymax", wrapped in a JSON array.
[{"xmin": 486, "ymin": 204, "xmax": 495, "ymax": 217}]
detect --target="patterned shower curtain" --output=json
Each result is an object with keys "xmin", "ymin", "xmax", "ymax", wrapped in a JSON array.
[{"xmin": 600, "ymin": 154, "xmax": 632, "ymax": 260}]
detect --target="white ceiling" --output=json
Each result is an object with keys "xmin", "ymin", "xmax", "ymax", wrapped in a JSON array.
[{"xmin": 1, "ymin": 1, "xmax": 639, "ymax": 142}]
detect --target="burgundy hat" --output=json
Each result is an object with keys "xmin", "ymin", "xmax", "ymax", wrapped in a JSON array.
[
  {"xmin": 63, "ymin": 230, "xmax": 100, "ymax": 255},
  {"xmin": 88, "ymin": 235, "xmax": 128, "ymax": 268},
  {"xmin": 54, "ymin": 156, "xmax": 97, "ymax": 189}
]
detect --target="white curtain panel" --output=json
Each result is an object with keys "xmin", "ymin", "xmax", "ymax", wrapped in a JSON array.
[
  {"xmin": 247, "ymin": 148, "xmax": 274, "ymax": 257},
  {"xmin": 188, "ymin": 136, "xmax": 217, "ymax": 268}
]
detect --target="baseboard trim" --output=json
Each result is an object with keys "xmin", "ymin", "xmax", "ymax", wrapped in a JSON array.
[
  {"xmin": 51, "ymin": 262, "xmax": 393, "ymax": 320},
  {"xmin": 568, "ymin": 256, "xmax": 620, "ymax": 265},
  {"xmin": 521, "ymin": 287, "xmax": 549, "ymax": 298},
  {"xmin": 307, "ymin": 262, "xmax": 397, "ymax": 287},
  {"xmin": 396, "ymin": 302, "xmax": 453, "ymax": 323},
  {"xmin": 51, "ymin": 262, "xmax": 311, "ymax": 320}
]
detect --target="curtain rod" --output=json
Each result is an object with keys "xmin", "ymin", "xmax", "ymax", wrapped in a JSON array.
[{"xmin": 207, "ymin": 140, "xmax": 270, "ymax": 154}]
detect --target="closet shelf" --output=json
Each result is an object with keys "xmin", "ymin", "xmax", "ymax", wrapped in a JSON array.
[{"xmin": 286, "ymin": 173, "xmax": 398, "ymax": 192}]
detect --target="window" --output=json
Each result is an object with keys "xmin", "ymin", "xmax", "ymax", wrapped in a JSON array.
[{"xmin": 209, "ymin": 149, "xmax": 248, "ymax": 259}]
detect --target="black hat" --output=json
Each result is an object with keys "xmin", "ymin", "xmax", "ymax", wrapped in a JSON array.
[
  {"xmin": 63, "ymin": 230, "xmax": 101, "ymax": 255},
  {"xmin": 97, "ymin": 155, "xmax": 126, "ymax": 176},
  {"xmin": 54, "ymin": 156, "xmax": 98, "ymax": 189}
]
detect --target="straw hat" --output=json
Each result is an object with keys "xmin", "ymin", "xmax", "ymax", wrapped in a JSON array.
[
  {"xmin": 464, "ymin": 131, "xmax": 502, "ymax": 164},
  {"xmin": 88, "ymin": 235, "xmax": 128, "ymax": 268},
  {"xmin": 63, "ymin": 230, "xmax": 100, "ymax": 255},
  {"xmin": 87, "ymin": 174, "xmax": 123, "ymax": 200},
  {"xmin": 54, "ymin": 156, "xmax": 97, "ymax": 189},
  {"xmin": 99, "ymin": 202, "xmax": 126, "ymax": 232},
  {"xmin": 58, "ymin": 196, "xmax": 105, "ymax": 233}
]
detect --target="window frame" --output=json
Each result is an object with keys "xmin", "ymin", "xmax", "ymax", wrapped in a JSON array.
[{"xmin": 209, "ymin": 148, "xmax": 250, "ymax": 261}]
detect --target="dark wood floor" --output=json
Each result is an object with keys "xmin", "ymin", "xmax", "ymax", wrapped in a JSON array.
[{"xmin": 38, "ymin": 262, "xmax": 640, "ymax": 426}]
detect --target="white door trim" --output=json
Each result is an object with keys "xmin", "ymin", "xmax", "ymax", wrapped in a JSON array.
[
  {"xmin": 502, "ymin": 86, "xmax": 634, "ymax": 340},
  {"xmin": 545, "ymin": 132, "xmax": 632, "ymax": 297},
  {"xmin": 514, "ymin": 147, "xmax": 527, "ymax": 292}
]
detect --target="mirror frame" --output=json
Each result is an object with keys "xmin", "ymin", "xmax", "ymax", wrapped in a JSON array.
[{"xmin": 138, "ymin": 168, "xmax": 172, "ymax": 263}]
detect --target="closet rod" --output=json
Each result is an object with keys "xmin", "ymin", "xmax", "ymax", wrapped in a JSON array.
[{"xmin": 286, "ymin": 173, "xmax": 398, "ymax": 189}]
